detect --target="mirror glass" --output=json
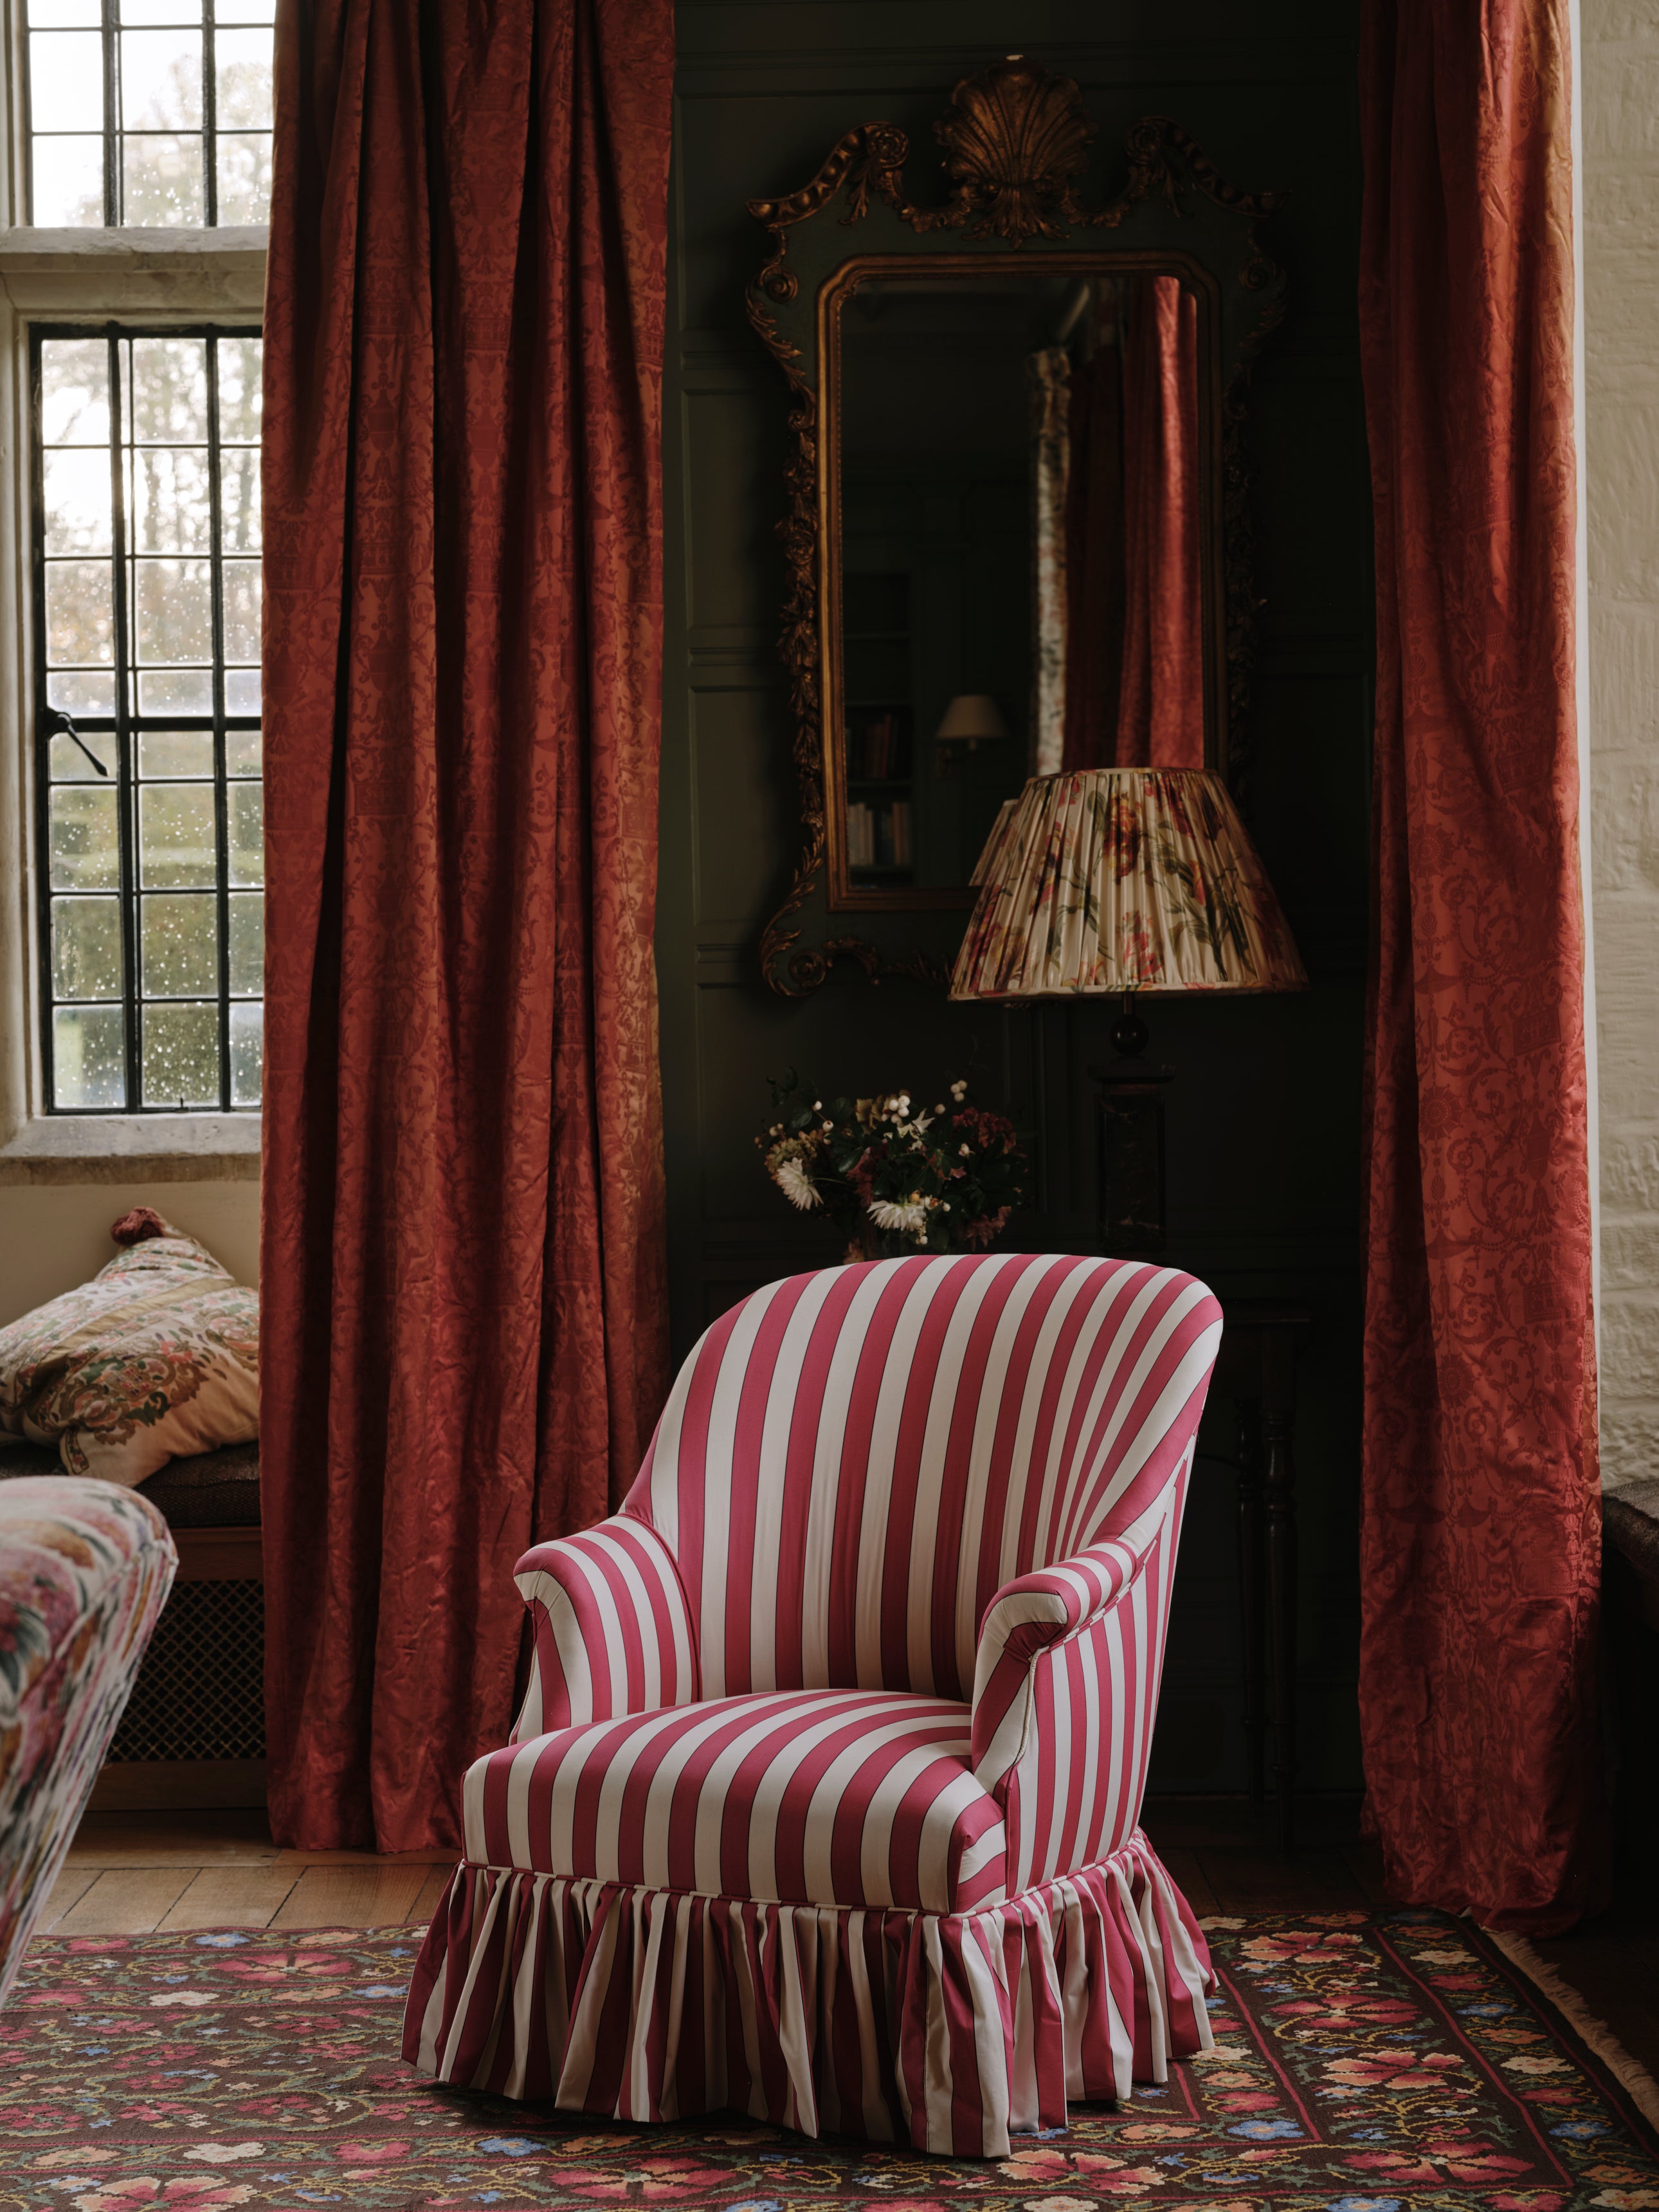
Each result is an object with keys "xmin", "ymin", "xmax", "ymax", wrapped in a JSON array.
[{"xmin": 835, "ymin": 268, "xmax": 1209, "ymax": 897}]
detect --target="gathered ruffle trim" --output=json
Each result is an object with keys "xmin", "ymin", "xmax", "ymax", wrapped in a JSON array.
[{"xmin": 401, "ymin": 1828, "xmax": 1213, "ymax": 2157}]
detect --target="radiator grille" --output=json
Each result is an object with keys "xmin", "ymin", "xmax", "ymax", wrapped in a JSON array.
[{"xmin": 107, "ymin": 1579, "xmax": 265, "ymax": 1763}]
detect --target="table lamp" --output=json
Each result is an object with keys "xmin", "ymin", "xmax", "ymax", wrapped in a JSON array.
[
  {"xmin": 934, "ymin": 693, "xmax": 1011, "ymax": 770},
  {"xmin": 950, "ymin": 766, "xmax": 1307, "ymax": 1247}
]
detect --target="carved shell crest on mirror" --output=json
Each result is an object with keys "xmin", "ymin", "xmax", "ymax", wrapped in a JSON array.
[
  {"xmin": 929, "ymin": 53, "xmax": 1094, "ymax": 243},
  {"xmin": 745, "ymin": 55, "xmax": 1287, "ymax": 997}
]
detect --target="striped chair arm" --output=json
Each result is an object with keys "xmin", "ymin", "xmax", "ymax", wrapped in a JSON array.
[
  {"xmin": 969, "ymin": 1538, "xmax": 1153, "ymax": 1793},
  {"xmin": 512, "ymin": 1514, "xmax": 699, "ymax": 1739}
]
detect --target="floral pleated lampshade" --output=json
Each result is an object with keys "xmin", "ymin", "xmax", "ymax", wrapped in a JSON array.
[{"xmin": 950, "ymin": 768, "xmax": 1307, "ymax": 1001}]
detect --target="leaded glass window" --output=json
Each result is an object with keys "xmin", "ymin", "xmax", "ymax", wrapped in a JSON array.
[
  {"xmin": 26, "ymin": 0, "xmax": 275, "ymax": 226},
  {"xmin": 35, "ymin": 326, "xmax": 263, "ymax": 1112}
]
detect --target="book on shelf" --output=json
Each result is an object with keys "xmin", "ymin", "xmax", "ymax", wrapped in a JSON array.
[
  {"xmin": 848, "ymin": 710, "xmax": 910, "ymax": 783},
  {"xmin": 845, "ymin": 797, "xmax": 912, "ymax": 872}
]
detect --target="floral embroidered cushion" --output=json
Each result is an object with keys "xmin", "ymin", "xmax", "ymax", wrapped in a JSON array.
[{"xmin": 0, "ymin": 1210, "xmax": 258, "ymax": 1489}]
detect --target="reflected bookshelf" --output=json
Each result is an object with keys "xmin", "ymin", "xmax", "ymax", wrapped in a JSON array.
[{"xmin": 843, "ymin": 571, "xmax": 914, "ymax": 886}]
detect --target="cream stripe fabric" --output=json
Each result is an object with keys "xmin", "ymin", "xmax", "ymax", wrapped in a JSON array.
[{"xmin": 627, "ymin": 1253, "xmax": 1220, "ymax": 1703}]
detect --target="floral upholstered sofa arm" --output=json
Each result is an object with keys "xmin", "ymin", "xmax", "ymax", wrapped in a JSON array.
[
  {"xmin": 970, "ymin": 1532, "xmax": 1168, "ymax": 1889},
  {"xmin": 511, "ymin": 1513, "xmax": 699, "ymax": 1739},
  {"xmin": 0, "ymin": 1477, "xmax": 176, "ymax": 2008}
]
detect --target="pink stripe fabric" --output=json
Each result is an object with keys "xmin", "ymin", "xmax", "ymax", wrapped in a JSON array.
[
  {"xmin": 401, "ymin": 1829, "xmax": 1211, "ymax": 2156},
  {"xmin": 512, "ymin": 1514, "xmax": 696, "ymax": 1738},
  {"xmin": 471, "ymin": 1687, "xmax": 1006, "ymax": 1912},
  {"xmin": 404, "ymin": 1254, "xmax": 1223, "ymax": 2155},
  {"xmin": 628, "ymin": 1254, "xmax": 1220, "ymax": 1701},
  {"xmin": 972, "ymin": 1463, "xmax": 1197, "ymax": 1890}
]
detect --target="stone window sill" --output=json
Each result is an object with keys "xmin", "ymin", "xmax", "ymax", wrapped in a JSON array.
[
  {"xmin": 0, "ymin": 227, "xmax": 268, "ymax": 312},
  {"xmin": 0, "ymin": 1115, "xmax": 260, "ymax": 1186}
]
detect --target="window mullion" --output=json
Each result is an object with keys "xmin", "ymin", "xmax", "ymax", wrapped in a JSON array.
[
  {"xmin": 206, "ymin": 337, "xmax": 230, "ymax": 1111},
  {"xmin": 101, "ymin": 0, "xmax": 120, "ymax": 228},
  {"xmin": 106, "ymin": 327, "xmax": 141, "ymax": 1112},
  {"xmin": 203, "ymin": 0, "xmax": 218, "ymax": 227},
  {"xmin": 29, "ymin": 334, "xmax": 54, "ymax": 1108}
]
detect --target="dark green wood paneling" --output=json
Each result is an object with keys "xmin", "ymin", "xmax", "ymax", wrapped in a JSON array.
[{"xmin": 660, "ymin": 0, "xmax": 1371, "ymax": 1791}]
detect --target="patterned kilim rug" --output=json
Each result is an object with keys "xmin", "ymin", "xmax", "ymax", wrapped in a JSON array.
[{"xmin": 3, "ymin": 1909, "xmax": 1657, "ymax": 2211}]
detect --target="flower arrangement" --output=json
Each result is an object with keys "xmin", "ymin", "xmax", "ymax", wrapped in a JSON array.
[{"xmin": 758, "ymin": 1072, "xmax": 1027, "ymax": 1260}]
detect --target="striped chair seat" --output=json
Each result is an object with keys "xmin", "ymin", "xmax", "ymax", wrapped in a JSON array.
[{"xmin": 468, "ymin": 1687, "xmax": 1006, "ymax": 1912}]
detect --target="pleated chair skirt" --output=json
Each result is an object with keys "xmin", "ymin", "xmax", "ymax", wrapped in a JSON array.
[{"xmin": 402, "ymin": 1827, "xmax": 1214, "ymax": 2159}]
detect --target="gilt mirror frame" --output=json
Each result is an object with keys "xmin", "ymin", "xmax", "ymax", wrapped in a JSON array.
[{"xmin": 746, "ymin": 55, "xmax": 1287, "ymax": 998}]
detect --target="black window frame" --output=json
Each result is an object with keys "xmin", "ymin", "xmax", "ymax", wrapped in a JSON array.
[
  {"xmin": 23, "ymin": 1, "xmax": 271, "ymax": 228},
  {"xmin": 31, "ymin": 318, "xmax": 263, "ymax": 1116}
]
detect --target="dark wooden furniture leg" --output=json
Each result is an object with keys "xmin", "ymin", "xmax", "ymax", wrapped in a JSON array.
[
  {"xmin": 1263, "ymin": 1332, "xmax": 1300, "ymax": 1851},
  {"xmin": 1234, "ymin": 1394, "xmax": 1267, "ymax": 1806}
]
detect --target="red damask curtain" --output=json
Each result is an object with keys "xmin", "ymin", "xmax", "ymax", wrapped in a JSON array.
[
  {"xmin": 1114, "ymin": 276, "xmax": 1202, "ymax": 769},
  {"xmin": 1059, "ymin": 278, "xmax": 1202, "ymax": 774},
  {"xmin": 260, "ymin": 0, "xmax": 672, "ymax": 1851},
  {"xmin": 1358, "ymin": 0, "xmax": 1603, "ymax": 1928}
]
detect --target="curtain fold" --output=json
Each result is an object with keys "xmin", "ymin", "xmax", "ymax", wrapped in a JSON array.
[
  {"xmin": 1054, "ymin": 278, "xmax": 1202, "ymax": 775},
  {"xmin": 260, "ymin": 0, "xmax": 672, "ymax": 1852},
  {"xmin": 1357, "ymin": 0, "xmax": 1602, "ymax": 1930},
  {"xmin": 1113, "ymin": 275, "xmax": 1202, "ymax": 769}
]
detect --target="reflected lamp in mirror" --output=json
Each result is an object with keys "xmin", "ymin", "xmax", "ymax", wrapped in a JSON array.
[
  {"xmin": 935, "ymin": 693, "xmax": 1011, "ymax": 771},
  {"xmin": 950, "ymin": 766, "xmax": 1307, "ymax": 1249}
]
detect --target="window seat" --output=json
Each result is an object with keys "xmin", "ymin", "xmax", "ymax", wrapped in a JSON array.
[
  {"xmin": 1603, "ymin": 1482, "xmax": 1659, "ymax": 1880},
  {"xmin": 0, "ymin": 1437, "xmax": 263, "ymax": 1809},
  {"xmin": 0, "ymin": 1436, "xmax": 258, "ymax": 1530},
  {"xmin": 1604, "ymin": 1481, "xmax": 1659, "ymax": 1620}
]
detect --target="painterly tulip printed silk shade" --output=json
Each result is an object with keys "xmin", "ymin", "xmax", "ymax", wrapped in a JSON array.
[
  {"xmin": 259, "ymin": 0, "xmax": 672, "ymax": 1852},
  {"xmin": 950, "ymin": 767, "xmax": 1306, "ymax": 1001}
]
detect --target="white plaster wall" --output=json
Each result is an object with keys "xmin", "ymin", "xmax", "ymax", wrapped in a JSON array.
[
  {"xmin": 1585, "ymin": 0, "xmax": 1659, "ymax": 1487},
  {"xmin": 0, "ymin": 1182, "xmax": 258, "ymax": 1328}
]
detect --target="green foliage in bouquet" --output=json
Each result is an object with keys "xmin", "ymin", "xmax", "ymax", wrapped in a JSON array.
[{"xmin": 757, "ymin": 1071, "xmax": 1028, "ymax": 1260}]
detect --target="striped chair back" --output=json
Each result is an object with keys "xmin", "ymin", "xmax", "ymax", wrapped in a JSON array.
[{"xmin": 624, "ymin": 1253, "xmax": 1222, "ymax": 1702}]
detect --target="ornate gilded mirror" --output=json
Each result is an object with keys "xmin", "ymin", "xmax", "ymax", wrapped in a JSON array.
[{"xmin": 747, "ymin": 56, "xmax": 1286, "ymax": 995}]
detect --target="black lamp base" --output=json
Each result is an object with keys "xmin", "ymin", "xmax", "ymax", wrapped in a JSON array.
[
  {"xmin": 1091, "ymin": 997, "xmax": 1172, "ymax": 1253},
  {"xmin": 1109, "ymin": 999, "xmax": 1150, "ymax": 1059}
]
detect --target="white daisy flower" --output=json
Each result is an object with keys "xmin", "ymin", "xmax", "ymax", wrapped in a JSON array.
[
  {"xmin": 773, "ymin": 1157, "xmax": 821, "ymax": 1211},
  {"xmin": 868, "ymin": 1198, "xmax": 928, "ymax": 1236}
]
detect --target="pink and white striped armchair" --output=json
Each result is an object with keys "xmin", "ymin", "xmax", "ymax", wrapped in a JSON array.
[{"xmin": 404, "ymin": 1252, "xmax": 1222, "ymax": 2155}]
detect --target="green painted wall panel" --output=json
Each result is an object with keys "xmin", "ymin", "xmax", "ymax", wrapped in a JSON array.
[{"xmin": 660, "ymin": 0, "xmax": 1371, "ymax": 1793}]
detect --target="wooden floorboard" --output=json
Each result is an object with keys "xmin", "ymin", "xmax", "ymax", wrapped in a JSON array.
[
  {"xmin": 1345, "ymin": 1841, "xmax": 1395, "ymax": 1908},
  {"xmin": 1193, "ymin": 1847, "xmax": 1374, "ymax": 1916},
  {"xmin": 66, "ymin": 1811, "xmax": 279, "ymax": 1869},
  {"xmin": 158, "ymin": 1867, "xmax": 302, "ymax": 1931},
  {"xmin": 405, "ymin": 1864, "xmax": 458, "ymax": 1924},
  {"xmin": 1525, "ymin": 1889, "xmax": 1659, "ymax": 2083},
  {"xmin": 271, "ymin": 1865, "xmax": 431, "ymax": 1930},
  {"xmin": 1152, "ymin": 1844, "xmax": 1220, "ymax": 1918},
  {"xmin": 57, "ymin": 1869, "xmax": 195, "ymax": 1934},
  {"xmin": 34, "ymin": 1869, "xmax": 100, "ymax": 1932},
  {"xmin": 271, "ymin": 1845, "xmax": 457, "ymax": 1869}
]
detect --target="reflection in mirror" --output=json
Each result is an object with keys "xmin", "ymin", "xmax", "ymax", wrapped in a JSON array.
[{"xmin": 835, "ymin": 269, "xmax": 1206, "ymax": 897}]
